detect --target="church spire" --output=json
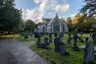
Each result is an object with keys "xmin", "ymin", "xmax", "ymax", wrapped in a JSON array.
[
  {"xmin": 56, "ymin": 13, "xmax": 58, "ymax": 17},
  {"xmin": 55, "ymin": 13, "xmax": 59, "ymax": 19}
]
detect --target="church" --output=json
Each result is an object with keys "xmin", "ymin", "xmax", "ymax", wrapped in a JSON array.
[{"xmin": 37, "ymin": 14, "xmax": 68, "ymax": 33}]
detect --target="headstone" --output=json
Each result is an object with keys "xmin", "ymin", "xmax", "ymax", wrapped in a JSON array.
[
  {"xmin": 49, "ymin": 33, "xmax": 52, "ymax": 43},
  {"xmin": 67, "ymin": 33, "xmax": 72, "ymax": 44},
  {"xmin": 73, "ymin": 34, "xmax": 78, "ymax": 48},
  {"xmin": 92, "ymin": 33, "xmax": 96, "ymax": 45},
  {"xmin": 24, "ymin": 33, "xmax": 28, "ymax": 39},
  {"xmin": 85, "ymin": 37, "xmax": 89, "ymax": 43},
  {"xmin": 36, "ymin": 33, "xmax": 41, "ymax": 44},
  {"xmin": 54, "ymin": 36, "xmax": 60, "ymax": 52},
  {"xmin": 78, "ymin": 36, "xmax": 84, "ymax": 43},
  {"xmin": 84, "ymin": 39, "xmax": 94, "ymax": 64},
  {"xmin": 59, "ymin": 33, "xmax": 63, "ymax": 39},
  {"xmin": 54, "ymin": 33, "xmax": 57, "ymax": 37},
  {"xmin": 29, "ymin": 33, "xmax": 33, "ymax": 37},
  {"xmin": 44, "ymin": 37, "xmax": 49, "ymax": 45}
]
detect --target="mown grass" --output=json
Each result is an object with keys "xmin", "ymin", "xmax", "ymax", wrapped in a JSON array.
[
  {"xmin": 30, "ymin": 34, "xmax": 96, "ymax": 64},
  {"xmin": 0, "ymin": 34, "xmax": 19, "ymax": 39},
  {"xmin": 17, "ymin": 36, "xmax": 37, "ymax": 42}
]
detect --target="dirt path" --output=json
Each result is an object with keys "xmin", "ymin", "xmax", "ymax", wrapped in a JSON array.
[{"xmin": 0, "ymin": 38, "xmax": 47, "ymax": 64}]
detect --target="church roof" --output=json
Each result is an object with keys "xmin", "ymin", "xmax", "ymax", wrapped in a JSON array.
[{"xmin": 48, "ymin": 18, "xmax": 54, "ymax": 25}]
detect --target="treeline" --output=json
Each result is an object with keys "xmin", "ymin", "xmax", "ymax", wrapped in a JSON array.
[
  {"xmin": 66, "ymin": 0, "xmax": 96, "ymax": 33},
  {"xmin": 0, "ymin": 0, "xmax": 36, "ymax": 35}
]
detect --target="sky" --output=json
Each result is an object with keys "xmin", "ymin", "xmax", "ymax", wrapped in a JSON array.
[{"xmin": 15, "ymin": 0, "xmax": 84, "ymax": 22}]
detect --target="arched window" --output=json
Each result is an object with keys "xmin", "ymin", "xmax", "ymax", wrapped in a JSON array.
[
  {"xmin": 61, "ymin": 23, "xmax": 65, "ymax": 32},
  {"xmin": 42, "ymin": 25, "xmax": 46, "ymax": 33},
  {"xmin": 53, "ymin": 21, "xmax": 60, "ymax": 33}
]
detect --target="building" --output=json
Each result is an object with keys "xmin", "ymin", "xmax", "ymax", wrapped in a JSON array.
[{"xmin": 38, "ymin": 14, "xmax": 68, "ymax": 33}]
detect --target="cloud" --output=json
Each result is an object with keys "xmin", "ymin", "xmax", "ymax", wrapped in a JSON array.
[
  {"xmin": 55, "ymin": 4, "xmax": 70, "ymax": 13},
  {"xmin": 22, "ymin": 0, "xmax": 70, "ymax": 22}
]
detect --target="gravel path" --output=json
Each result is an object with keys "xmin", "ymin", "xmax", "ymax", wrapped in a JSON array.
[{"xmin": 0, "ymin": 38, "xmax": 47, "ymax": 64}]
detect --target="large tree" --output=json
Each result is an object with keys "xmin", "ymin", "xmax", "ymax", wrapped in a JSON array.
[
  {"xmin": 25, "ymin": 20, "xmax": 35, "ymax": 32},
  {"xmin": 80, "ymin": 0, "xmax": 96, "ymax": 17},
  {"xmin": 0, "ymin": 0, "xmax": 21, "ymax": 32}
]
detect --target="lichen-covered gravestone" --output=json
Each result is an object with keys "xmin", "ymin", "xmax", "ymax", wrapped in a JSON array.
[
  {"xmin": 84, "ymin": 39, "xmax": 94, "ymax": 64},
  {"xmin": 54, "ymin": 36, "xmax": 60, "ymax": 52}
]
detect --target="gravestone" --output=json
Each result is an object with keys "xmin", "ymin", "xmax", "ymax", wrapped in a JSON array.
[
  {"xmin": 44, "ymin": 37, "xmax": 49, "ymax": 45},
  {"xmin": 29, "ymin": 33, "xmax": 33, "ymax": 37},
  {"xmin": 37, "ymin": 36, "xmax": 50, "ymax": 48},
  {"xmin": 54, "ymin": 36, "xmax": 60, "ymax": 52},
  {"xmin": 59, "ymin": 33, "xmax": 63, "ymax": 39},
  {"xmin": 54, "ymin": 33, "xmax": 57, "ymax": 37},
  {"xmin": 84, "ymin": 39, "xmax": 94, "ymax": 64},
  {"xmin": 60, "ymin": 40, "xmax": 69, "ymax": 55},
  {"xmin": 49, "ymin": 33, "xmax": 52, "ymax": 43},
  {"xmin": 24, "ymin": 33, "xmax": 28, "ymax": 39},
  {"xmin": 36, "ymin": 33, "xmax": 41, "ymax": 44},
  {"xmin": 73, "ymin": 34, "xmax": 78, "ymax": 48},
  {"xmin": 78, "ymin": 36, "xmax": 84, "ymax": 43},
  {"xmin": 92, "ymin": 33, "xmax": 96, "ymax": 45},
  {"xmin": 67, "ymin": 33, "xmax": 72, "ymax": 44},
  {"xmin": 85, "ymin": 37, "xmax": 89, "ymax": 43}
]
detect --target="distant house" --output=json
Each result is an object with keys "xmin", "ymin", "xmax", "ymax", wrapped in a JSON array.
[{"xmin": 38, "ymin": 14, "xmax": 68, "ymax": 33}]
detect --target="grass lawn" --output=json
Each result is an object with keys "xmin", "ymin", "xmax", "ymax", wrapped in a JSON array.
[
  {"xmin": 17, "ymin": 36, "xmax": 37, "ymax": 41},
  {"xmin": 30, "ymin": 34, "xmax": 96, "ymax": 64},
  {"xmin": 0, "ymin": 34, "xmax": 19, "ymax": 39}
]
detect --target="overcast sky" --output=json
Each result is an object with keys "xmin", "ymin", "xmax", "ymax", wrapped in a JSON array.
[{"xmin": 15, "ymin": 0, "xmax": 84, "ymax": 22}]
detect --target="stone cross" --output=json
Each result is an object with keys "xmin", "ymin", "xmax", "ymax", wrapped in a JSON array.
[{"xmin": 84, "ymin": 39, "xmax": 94, "ymax": 64}]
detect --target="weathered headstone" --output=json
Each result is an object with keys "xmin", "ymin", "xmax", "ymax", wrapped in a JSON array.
[
  {"xmin": 67, "ymin": 33, "xmax": 72, "ymax": 44},
  {"xmin": 49, "ymin": 33, "xmax": 52, "ymax": 43},
  {"xmin": 24, "ymin": 33, "xmax": 28, "ymax": 39},
  {"xmin": 54, "ymin": 36, "xmax": 60, "ymax": 52},
  {"xmin": 78, "ymin": 36, "xmax": 84, "ymax": 43},
  {"xmin": 29, "ymin": 33, "xmax": 33, "ymax": 37},
  {"xmin": 59, "ymin": 33, "xmax": 63, "ymax": 39},
  {"xmin": 92, "ymin": 33, "xmax": 96, "ymax": 45},
  {"xmin": 85, "ymin": 37, "xmax": 89, "ymax": 43},
  {"xmin": 73, "ymin": 34, "xmax": 78, "ymax": 48},
  {"xmin": 54, "ymin": 33, "xmax": 57, "ymax": 37},
  {"xmin": 36, "ymin": 33, "xmax": 41, "ymax": 44},
  {"xmin": 44, "ymin": 37, "xmax": 49, "ymax": 45},
  {"xmin": 84, "ymin": 39, "xmax": 94, "ymax": 64}
]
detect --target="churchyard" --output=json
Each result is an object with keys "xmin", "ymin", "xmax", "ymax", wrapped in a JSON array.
[{"xmin": 17, "ymin": 32, "xmax": 96, "ymax": 64}]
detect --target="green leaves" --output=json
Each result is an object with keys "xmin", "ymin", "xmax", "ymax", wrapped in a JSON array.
[
  {"xmin": 24, "ymin": 20, "xmax": 36, "ymax": 32},
  {"xmin": 80, "ymin": 0, "xmax": 96, "ymax": 17},
  {"xmin": 0, "ymin": 0, "xmax": 21, "ymax": 32}
]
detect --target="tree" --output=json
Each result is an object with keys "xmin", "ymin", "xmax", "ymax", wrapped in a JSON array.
[
  {"xmin": 80, "ymin": 0, "xmax": 96, "ymax": 17},
  {"xmin": 66, "ymin": 17, "xmax": 72, "ymax": 24},
  {"xmin": 0, "ymin": 0, "xmax": 21, "ymax": 33},
  {"xmin": 66, "ymin": 17, "xmax": 74, "ymax": 32},
  {"xmin": 25, "ymin": 20, "xmax": 35, "ymax": 32}
]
